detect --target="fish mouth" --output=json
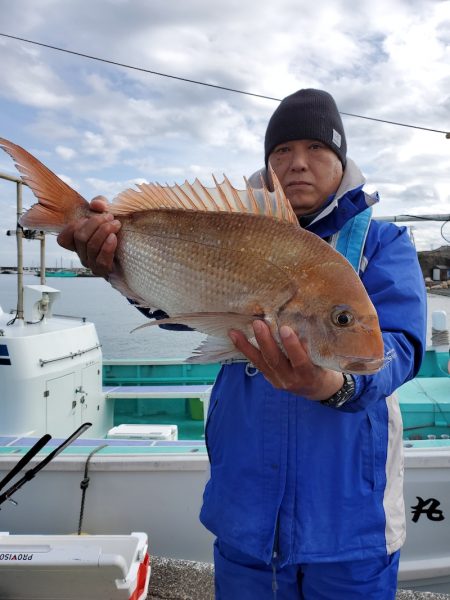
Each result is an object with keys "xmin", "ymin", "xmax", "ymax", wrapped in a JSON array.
[{"xmin": 339, "ymin": 356, "xmax": 385, "ymax": 375}]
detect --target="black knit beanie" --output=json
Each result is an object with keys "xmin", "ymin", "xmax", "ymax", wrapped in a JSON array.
[{"xmin": 264, "ymin": 89, "xmax": 347, "ymax": 167}]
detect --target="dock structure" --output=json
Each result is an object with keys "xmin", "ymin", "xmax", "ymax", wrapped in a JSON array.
[{"xmin": 145, "ymin": 557, "xmax": 450, "ymax": 600}]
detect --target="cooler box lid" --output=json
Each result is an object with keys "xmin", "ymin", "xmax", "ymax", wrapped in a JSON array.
[{"xmin": 0, "ymin": 531, "xmax": 150, "ymax": 600}]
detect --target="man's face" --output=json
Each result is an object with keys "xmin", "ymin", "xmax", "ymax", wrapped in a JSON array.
[{"xmin": 268, "ymin": 139, "xmax": 343, "ymax": 217}]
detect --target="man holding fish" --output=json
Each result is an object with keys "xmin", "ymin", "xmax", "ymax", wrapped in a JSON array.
[{"xmin": 39, "ymin": 89, "xmax": 431, "ymax": 598}]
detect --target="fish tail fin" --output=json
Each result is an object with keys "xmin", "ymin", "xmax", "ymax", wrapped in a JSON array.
[{"xmin": 0, "ymin": 137, "xmax": 90, "ymax": 233}]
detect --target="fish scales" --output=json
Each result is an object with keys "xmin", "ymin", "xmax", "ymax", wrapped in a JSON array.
[{"xmin": 116, "ymin": 209, "xmax": 303, "ymax": 317}]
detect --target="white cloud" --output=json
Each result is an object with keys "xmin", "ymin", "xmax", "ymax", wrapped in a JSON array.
[
  {"xmin": 0, "ymin": 40, "xmax": 73, "ymax": 109},
  {"xmin": 0, "ymin": 0, "xmax": 449, "ymax": 265},
  {"xmin": 55, "ymin": 145, "xmax": 77, "ymax": 160}
]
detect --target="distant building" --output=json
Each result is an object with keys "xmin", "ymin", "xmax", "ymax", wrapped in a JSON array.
[
  {"xmin": 417, "ymin": 245, "xmax": 450, "ymax": 281},
  {"xmin": 432, "ymin": 265, "xmax": 450, "ymax": 282}
]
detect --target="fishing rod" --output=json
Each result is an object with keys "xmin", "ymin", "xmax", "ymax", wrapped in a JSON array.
[
  {"xmin": 0, "ymin": 422, "xmax": 92, "ymax": 507},
  {"xmin": 0, "ymin": 434, "xmax": 51, "ymax": 493}
]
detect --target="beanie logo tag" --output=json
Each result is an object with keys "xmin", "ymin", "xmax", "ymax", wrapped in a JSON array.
[{"xmin": 332, "ymin": 129, "xmax": 342, "ymax": 148}]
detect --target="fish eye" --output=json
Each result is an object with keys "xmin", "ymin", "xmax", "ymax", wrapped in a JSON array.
[{"xmin": 331, "ymin": 309, "xmax": 354, "ymax": 327}]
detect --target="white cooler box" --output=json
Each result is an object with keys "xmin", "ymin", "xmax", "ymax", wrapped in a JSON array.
[
  {"xmin": 0, "ymin": 532, "xmax": 150, "ymax": 600},
  {"xmin": 107, "ymin": 423, "xmax": 178, "ymax": 441}
]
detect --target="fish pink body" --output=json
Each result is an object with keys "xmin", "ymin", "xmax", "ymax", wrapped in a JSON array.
[{"xmin": 0, "ymin": 137, "xmax": 384, "ymax": 372}]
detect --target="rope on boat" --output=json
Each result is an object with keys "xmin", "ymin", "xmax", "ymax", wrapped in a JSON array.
[
  {"xmin": 431, "ymin": 327, "xmax": 449, "ymax": 347},
  {"xmin": 77, "ymin": 444, "xmax": 108, "ymax": 535}
]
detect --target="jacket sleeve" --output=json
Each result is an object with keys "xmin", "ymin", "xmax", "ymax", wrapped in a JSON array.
[{"xmin": 339, "ymin": 221, "xmax": 427, "ymax": 412}]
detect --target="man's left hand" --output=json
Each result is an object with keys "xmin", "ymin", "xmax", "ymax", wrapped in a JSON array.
[{"xmin": 229, "ymin": 320, "xmax": 344, "ymax": 401}]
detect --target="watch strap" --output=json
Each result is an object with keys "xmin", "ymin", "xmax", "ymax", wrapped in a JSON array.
[{"xmin": 320, "ymin": 373, "xmax": 355, "ymax": 408}]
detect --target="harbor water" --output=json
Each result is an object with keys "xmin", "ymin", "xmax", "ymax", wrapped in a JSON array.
[
  {"xmin": 0, "ymin": 274, "xmax": 205, "ymax": 359},
  {"xmin": 0, "ymin": 273, "xmax": 449, "ymax": 360}
]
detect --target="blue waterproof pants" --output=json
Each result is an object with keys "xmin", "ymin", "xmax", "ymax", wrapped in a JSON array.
[{"xmin": 214, "ymin": 540, "xmax": 400, "ymax": 600}]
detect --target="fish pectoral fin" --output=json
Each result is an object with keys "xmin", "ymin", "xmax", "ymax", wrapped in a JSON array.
[
  {"xmin": 130, "ymin": 321, "xmax": 159, "ymax": 333},
  {"xmin": 135, "ymin": 311, "xmax": 264, "ymax": 339},
  {"xmin": 130, "ymin": 311, "xmax": 263, "ymax": 363},
  {"xmin": 186, "ymin": 336, "xmax": 248, "ymax": 364}
]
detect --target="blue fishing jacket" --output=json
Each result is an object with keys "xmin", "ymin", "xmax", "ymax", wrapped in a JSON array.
[{"xmin": 199, "ymin": 158, "xmax": 427, "ymax": 566}]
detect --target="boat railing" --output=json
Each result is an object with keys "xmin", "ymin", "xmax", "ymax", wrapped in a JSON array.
[
  {"xmin": 375, "ymin": 214, "xmax": 450, "ymax": 222},
  {"xmin": 0, "ymin": 170, "xmax": 46, "ymax": 322}
]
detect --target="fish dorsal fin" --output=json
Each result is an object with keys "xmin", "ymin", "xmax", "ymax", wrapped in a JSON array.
[{"xmin": 110, "ymin": 166, "xmax": 298, "ymax": 225}]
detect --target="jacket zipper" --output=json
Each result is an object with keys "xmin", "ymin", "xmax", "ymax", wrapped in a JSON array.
[{"xmin": 271, "ymin": 514, "xmax": 280, "ymax": 599}]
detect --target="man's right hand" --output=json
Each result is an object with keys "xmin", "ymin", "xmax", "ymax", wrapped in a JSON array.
[{"xmin": 57, "ymin": 196, "xmax": 121, "ymax": 279}]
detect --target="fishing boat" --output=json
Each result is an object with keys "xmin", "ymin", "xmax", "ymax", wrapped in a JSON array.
[
  {"xmin": 35, "ymin": 269, "xmax": 78, "ymax": 278},
  {"xmin": 0, "ymin": 171, "xmax": 450, "ymax": 594}
]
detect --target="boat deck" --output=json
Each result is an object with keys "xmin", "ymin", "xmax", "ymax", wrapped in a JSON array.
[
  {"xmin": 398, "ymin": 377, "xmax": 450, "ymax": 442},
  {"xmin": 104, "ymin": 383, "xmax": 213, "ymax": 439},
  {"xmin": 103, "ymin": 384, "xmax": 213, "ymax": 399},
  {"xmin": 0, "ymin": 436, "xmax": 207, "ymax": 456},
  {"xmin": 0, "ymin": 436, "xmax": 449, "ymax": 455}
]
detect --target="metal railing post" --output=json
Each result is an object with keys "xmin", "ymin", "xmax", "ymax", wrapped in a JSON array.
[
  {"xmin": 40, "ymin": 233, "xmax": 46, "ymax": 284},
  {"xmin": 16, "ymin": 181, "xmax": 24, "ymax": 320}
]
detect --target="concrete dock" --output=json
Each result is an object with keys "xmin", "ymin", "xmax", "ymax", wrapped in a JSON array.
[
  {"xmin": 146, "ymin": 556, "xmax": 450, "ymax": 600},
  {"xmin": 397, "ymin": 593, "xmax": 450, "ymax": 600}
]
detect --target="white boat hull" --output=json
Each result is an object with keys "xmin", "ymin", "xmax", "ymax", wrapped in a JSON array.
[
  {"xmin": 0, "ymin": 454, "xmax": 214, "ymax": 563},
  {"xmin": 399, "ymin": 448, "xmax": 450, "ymax": 593},
  {"xmin": 0, "ymin": 446, "xmax": 450, "ymax": 592}
]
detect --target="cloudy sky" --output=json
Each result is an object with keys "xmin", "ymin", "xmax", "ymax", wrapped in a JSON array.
[{"xmin": 0, "ymin": 0, "xmax": 449, "ymax": 268}]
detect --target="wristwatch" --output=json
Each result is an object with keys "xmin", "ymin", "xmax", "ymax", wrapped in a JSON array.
[{"xmin": 321, "ymin": 373, "xmax": 355, "ymax": 408}]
